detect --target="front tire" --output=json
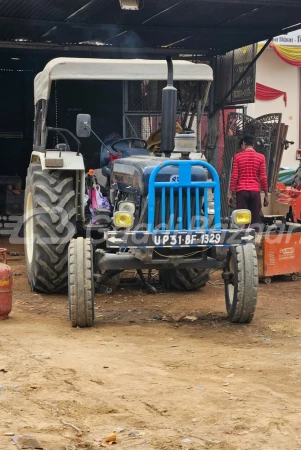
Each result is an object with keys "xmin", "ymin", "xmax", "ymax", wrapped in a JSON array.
[
  {"xmin": 24, "ymin": 164, "xmax": 76, "ymax": 293},
  {"xmin": 224, "ymin": 244, "xmax": 258, "ymax": 323},
  {"xmin": 68, "ymin": 238, "xmax": 94, "ymax": 328},
  {"xmin": 159, "ymin": 268, "xmax": 211, "ymax": 291}
]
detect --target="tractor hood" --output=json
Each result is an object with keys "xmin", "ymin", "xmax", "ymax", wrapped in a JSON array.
[{"xmin": 111, "ymin": 156, "xmax": 207, "ymax": 195}]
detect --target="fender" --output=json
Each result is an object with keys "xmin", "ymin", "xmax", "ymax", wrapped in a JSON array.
[{"xmin": 31, "ymin": 150, "xmax": 85, "ymax": 171}]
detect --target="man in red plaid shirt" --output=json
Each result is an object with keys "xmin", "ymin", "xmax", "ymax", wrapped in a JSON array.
[{"xmin": 228, "ymin": 135, "xmax": 269, "ymax": 230}]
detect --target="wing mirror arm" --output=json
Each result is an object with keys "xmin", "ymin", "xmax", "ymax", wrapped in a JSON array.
[{"xmin": 83, "ymin": 123, "xmax": 113, "ymax": 154}]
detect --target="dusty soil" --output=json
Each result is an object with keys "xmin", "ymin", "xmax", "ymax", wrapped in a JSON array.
[{"xmin": 0, "ymin": 239, "xmax": 301, "ymax": 450}]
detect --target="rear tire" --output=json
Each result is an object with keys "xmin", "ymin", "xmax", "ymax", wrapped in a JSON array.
[
  {"xmin": 68, "ymin": 238, "xmax": 94, "ymax": 328},
  {"xmin": 159, "ymin": 268, "xmax": 211, "ymax": 291},
  {"xmin": 224, "ymin": 244, "xmax": 258, "ymax": 323},
  {"xmin": 24, "ymin": 164, "xmax": 76, "ymax": 293}
]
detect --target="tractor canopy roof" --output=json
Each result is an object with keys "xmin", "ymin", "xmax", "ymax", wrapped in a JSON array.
[{"xmin": 34, "ymin": 57, "xmax": 213, "ymax": 104}]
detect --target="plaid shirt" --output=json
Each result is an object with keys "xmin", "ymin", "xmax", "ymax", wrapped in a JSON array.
[{"xmin": 230, "ymin": 148, "xmax": 268, "ymax": 193}]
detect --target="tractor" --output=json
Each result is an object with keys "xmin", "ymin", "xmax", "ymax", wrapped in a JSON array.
[{"xmin": 24, "ymin": 56, "xmax": 258, "ymax": 327}]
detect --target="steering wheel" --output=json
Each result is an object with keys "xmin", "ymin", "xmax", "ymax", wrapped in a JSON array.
[{"xmin": 111, "ymin": 138, "xmax": 148, "ymax": 153}]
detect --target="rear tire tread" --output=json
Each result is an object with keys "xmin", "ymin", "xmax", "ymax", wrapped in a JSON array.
[
  {"xmin": 24, "ymin": 165, "xmax": 76, "ymax": 293},
  {"xmin": 160, "ymin": 268, "xmax": 211, "ymax": 291}
]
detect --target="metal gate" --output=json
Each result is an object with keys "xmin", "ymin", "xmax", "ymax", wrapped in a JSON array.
[
  {"xmin": 123, "ymin": 79, "xmax": 210, "ymax": 145},
  {"xmin": 220, "ymin": 112, "xmax": 283, "ymax": 221}
]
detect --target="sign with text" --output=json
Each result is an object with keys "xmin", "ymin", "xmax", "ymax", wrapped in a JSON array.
[{"xmin": 260, "ymin": 29, "xmax": 301, "ymax": 47}]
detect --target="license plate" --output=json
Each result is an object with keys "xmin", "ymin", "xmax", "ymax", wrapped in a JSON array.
[
  {"xmin": 152, "ymin": 233, "xmax": 222, "ymax": 246},
  {"xmin": 106, "ymin": 230, "xmax": 254, "ymax": 248}
]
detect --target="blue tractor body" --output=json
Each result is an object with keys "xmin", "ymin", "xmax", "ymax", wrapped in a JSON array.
[{"xmin": 106, "ymin": 158, "xmax": 254, "ymax": 250}]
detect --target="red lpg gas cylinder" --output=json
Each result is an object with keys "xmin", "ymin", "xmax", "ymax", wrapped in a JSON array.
[{"xmin": 0, "ymin": 248, "xmax": 12, "ymax": 320}]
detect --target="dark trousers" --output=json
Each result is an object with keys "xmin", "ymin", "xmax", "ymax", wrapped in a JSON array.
[{"xmin": 236, "ymin": 190, "xmax": 261, "ymax": 231}]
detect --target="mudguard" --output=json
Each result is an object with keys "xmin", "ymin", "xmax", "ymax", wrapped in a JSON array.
[{"xmin": 30, "ymin": 150, "xmax": 85, "ymax": 171}]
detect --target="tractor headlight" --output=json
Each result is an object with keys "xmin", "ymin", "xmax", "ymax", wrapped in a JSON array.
[
  {"xmin": 231, "ymin": 209, "xmax": 251, "ymax": 227},
  {"xmin": 113, "ymin": 211, "xmax": 134, "ymax": 228},
  {"xmin": 118, "ymin": 201, "xmax": 136, "ymax": 214}
]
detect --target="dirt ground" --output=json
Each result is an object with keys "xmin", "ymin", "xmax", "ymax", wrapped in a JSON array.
[{"xmin": 0, "ymin": 239, "xmax": 301, "ymax": 450}]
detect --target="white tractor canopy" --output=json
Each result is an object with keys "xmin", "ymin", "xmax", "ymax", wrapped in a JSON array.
[{"xmin": 34, "ymin": 57, "xmax": 213, "ymax": 105}]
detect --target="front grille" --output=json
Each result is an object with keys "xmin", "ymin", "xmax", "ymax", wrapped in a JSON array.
[
  {"xmin": 153, "ymin": 189, "xmax": 206, "ymax": 231},
  {"xmin": 139, "ymin": 189, "xmax": 213, "ymax": 231},
  {"xmin": 147, "ymin": 160, "xmax": 220, "ymax": 232}
]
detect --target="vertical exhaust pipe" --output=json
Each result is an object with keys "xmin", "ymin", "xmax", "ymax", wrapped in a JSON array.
[{"xmin": 161, "ymin": 55, "xmax": 177, "ymax": 157}]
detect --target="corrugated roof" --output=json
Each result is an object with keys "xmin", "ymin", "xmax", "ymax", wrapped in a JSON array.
[
  {"xmin": 0, "ymin": 0, "xmax": 300, "ymax": 55},
  {"xmin": 0, "ymin": 0, "xmax": 89, "ymax": 21}
]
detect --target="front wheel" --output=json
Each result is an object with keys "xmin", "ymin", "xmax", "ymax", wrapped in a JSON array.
[
  {"xmin": 68, "ymin": 238, "xmax": 95, "ymax": 328},
  {"xmin": 223, "ymin": 244, "xmax": 258, "ymax": 323}
]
